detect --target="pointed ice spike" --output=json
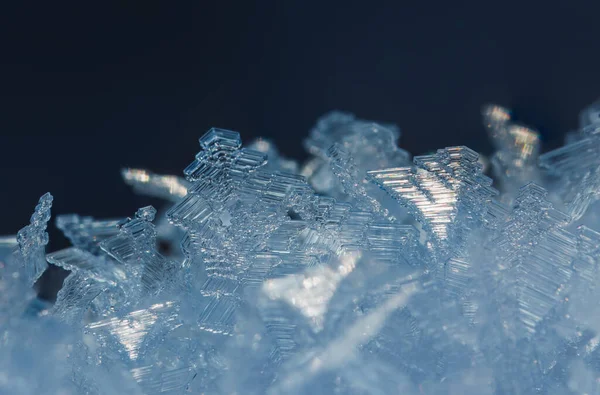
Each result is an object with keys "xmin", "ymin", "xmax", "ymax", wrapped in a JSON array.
[
  {"xmin": 47, "ymin": 247, "xmax": 124, "ymax": 284},
  {"xmin": 121, "ymin": 168, "xmax": 189, "ymax": 202},
  {"xmin": 56, "ymin": 214, "xmax": 122, "ymax": 254},
  {"xmin": 16, "ymin": 192, "xmax": 53, "ymax": 285},
  {"xmin": 100, "ymin": 206, "xmax": 175, "ymax": 294},
  {"xmin": 53, "ymin": 271, "xmax": 106, "ymax": 323},
  {"xmin": 101, "ymin": 206, "xmax": 156, "ymax": 264}
]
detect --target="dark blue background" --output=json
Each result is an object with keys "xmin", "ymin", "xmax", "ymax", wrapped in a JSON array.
[{"xmin": 1, "ymin": 1, "xmax": 600, "ymax": 248}]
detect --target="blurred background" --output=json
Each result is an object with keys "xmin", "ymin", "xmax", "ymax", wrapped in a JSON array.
[{"xmin": 1, "ymin": 1, "xmax": 600, "ymax": 259}]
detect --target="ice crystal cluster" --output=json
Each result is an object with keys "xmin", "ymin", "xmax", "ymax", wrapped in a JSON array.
[{"xmin": 4, "ymin": 102, "xmax": 600, "ymax": 394}]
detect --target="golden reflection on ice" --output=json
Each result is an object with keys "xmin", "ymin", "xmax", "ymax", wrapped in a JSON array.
[
  {"xmin": 263, "ymin": 252, "xmax": 361, "ymax": 331},
  {"xmin": 482, "ymin": 104, "xmax": 540, "ymax": 169},
  {"xmin": 508, "ymin": 124, "xmax": 539, "ymax": 165},
  {"xmin": 122, "ymin": 168, "xmax": 189, "ymax": 199}
]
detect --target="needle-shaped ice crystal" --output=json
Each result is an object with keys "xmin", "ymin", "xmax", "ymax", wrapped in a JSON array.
[{"xmin": 15, "ymin": 192, "xmax": 53, "ymax": 285}]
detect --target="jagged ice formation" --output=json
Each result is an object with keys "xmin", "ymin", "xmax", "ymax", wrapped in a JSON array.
[{"xmin": 3, "ymin": 103, "xmax": 600, "ymax": 394}]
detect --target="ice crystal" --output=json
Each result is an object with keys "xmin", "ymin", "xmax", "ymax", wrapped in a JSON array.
[
  {"xmin": 14, "ymin": 192, "xmax": 53, "ymax": 285},
  {"xmin": 5, "ymin": 101, "xmax": 600, "ymax": 394}
]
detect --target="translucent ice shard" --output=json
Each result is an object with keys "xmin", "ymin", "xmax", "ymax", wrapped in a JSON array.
[
  {"xmin": 56, "ymin": 214, "xmax": 122, "ymax": 254},
  {"xmin": 368, "ymin": 146, "xmax": 497, "ymax": 261},
  {"xmin": 540, "ymin": 100, "xmax": 600, "ymax": 220},
  {"xmin": 47, "ymin": 247, "xmax": 125, "ymax": 323},
  {"xmin": 101, "ymin": 206, "xmax": 176, "ymax": 295},
  {"xmin": 486, "ymin": 183, "xmax": 575, "ymax": 338},
  {"xmin": 15, "ymin": 192, "xmax": 53, "ymax": 285},
  {"xmin": 302, "ymin": 112, "xmax": 410, "ymax": 218}
]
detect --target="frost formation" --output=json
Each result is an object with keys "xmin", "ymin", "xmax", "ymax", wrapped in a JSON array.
[{"xmin": 2, "ymin": 103, "xmax": 600, "ymax": 394}]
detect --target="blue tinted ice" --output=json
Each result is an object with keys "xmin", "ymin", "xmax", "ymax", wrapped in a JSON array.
[
  {"xmin": 540, "ymin": 99, "xmax": 600, "ymax": 220},
  {"xmin": 302, "ymin": 112, "xmax": 410, "ymax": 219},
  {"xmin": 56, "ymin": 214, "xmax": 122, "ymax": 254},
  {"xmin": 15, "ymin": 192, "xmax": 53, "ymax": 285},
  {"xmin": 5, "ymin": 107, "xmax": 600, "ymax": 394}
]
